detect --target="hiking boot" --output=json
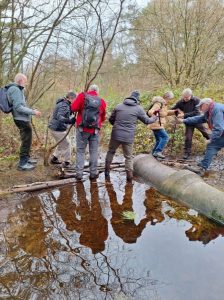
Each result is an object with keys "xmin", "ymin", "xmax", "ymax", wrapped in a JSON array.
[
  {"xmin": 62, "ymin": 161, "xmax": 73, "ymax": 169},
  {"xmin": 75, "ymin": 174, "xmax": 83, "ymax": 181},
  {"xmin": 186, "ymin": 165, "xmax": 206, "ymax": 176},
  {"xmin": 28, "ymin": 158, "xmax": 38, "ymax": 164},
  {"xmin": 17, "ymin": 163, "xmax": 35, "ymax": 171},
  {"xmin": 183, "ymin": 153, "xmax": 190, "ymax": 160},
  {"xmin": 154, "ymin": 152, "xmax": 165, "ymax": 159},
  {"xmin": 126, "ymin": 170, "xmax": 133, "ymax": 183},
  {"xmin": 89, "ymin": 174, "xmax": 99, "ymax": 181},
  {"xmin": 50, "ymin": 156, "xmax": 61, "ymax": 165}
]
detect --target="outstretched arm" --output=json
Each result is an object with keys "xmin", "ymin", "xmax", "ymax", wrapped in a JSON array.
[
  {"xmin": 183, "ymin": 114, "xmax": 207, "ymax": 125},
  {"xmin": 138, "ymin": 107, "xmax": 158, "ymax": 124}
]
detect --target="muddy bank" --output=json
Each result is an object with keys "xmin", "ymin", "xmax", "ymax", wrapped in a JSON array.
[{"xmin": 0, "ymin": 152, "xmax": 223, "ymax": 192}]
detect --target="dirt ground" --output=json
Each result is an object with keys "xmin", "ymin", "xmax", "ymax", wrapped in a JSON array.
[{"xmin": 0, "ymin": 152, "xmax": 223, "ymax": 192}]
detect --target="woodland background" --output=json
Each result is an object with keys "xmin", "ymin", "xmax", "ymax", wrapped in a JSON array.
[{"xmin": 1, "ymin": 0, "xmax": 224, "ymax": 163}]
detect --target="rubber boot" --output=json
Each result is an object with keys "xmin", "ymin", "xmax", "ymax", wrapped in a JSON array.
[
  {"xmin": 126, "ymin": 170, "xmax": 133, "ymax": 183},
  {"xmin": 105, "ymin": 161, "xmax": 111, "ymax": 180}
]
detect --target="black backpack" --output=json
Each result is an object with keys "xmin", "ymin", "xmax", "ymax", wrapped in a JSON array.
[
  {"xmin": 0, "ymin": 86, "xmax": 12, "ymax": 113},
  {"xmin": 81, "ymin": 93, "xmax": 101, "ymax": 129}
]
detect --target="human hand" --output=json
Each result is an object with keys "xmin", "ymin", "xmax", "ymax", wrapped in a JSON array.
[
  {"xmin": 33, "ymin": 109, "xmax": 41, "ymax": 117},
  {"xmin": 150, "ymin": 115, "xmax": 158, "ymax": 122},
  {"xmin": 205, "ymin": 139, "xmax": 211, "ymax": 145},
  {"xmin": 177, "ymin": 109, "xmax": 184, "ymax": 118},
  {"xmin": 153, "ymin": 109, "xmax": 160, "ymax": 116},
  {"xmin": 175, "ymin": 117, "xmax": 184, "ymax": 124}
]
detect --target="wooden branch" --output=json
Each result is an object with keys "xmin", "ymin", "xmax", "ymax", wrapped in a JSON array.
[
  {"xmin": 27, "ymin": 0, "xmax": 69, "ymax": 95},
  {"xmin": 31, "ymin": 118, "xmax": 42, "ymax": 145},
  {"xmin": 0, "ymin": 178, "xmax": 77, "ymax": 196},
  {"xmin": 30, "ymin": 81, "xmax": 55, "ymax": 107}
]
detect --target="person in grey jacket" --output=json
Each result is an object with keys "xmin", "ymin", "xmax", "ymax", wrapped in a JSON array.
[
  {"xmin": 178, "ymin": 98, "xmax": 224, "ymax": 176},
  {"xmin": 7, "ymin": 73, "xmax": 41, "ymax": 171},
  {"xmin": 105, "ymin": 90, "xmax": 157, "ymax": 182},
  {"xmin": 49, "ymin": 92, "xmax": 76, "ymax": 167}
]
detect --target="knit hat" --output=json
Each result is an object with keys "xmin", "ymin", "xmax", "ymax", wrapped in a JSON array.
[
  {"xmin": 130, "ymin": 90, "xmax": 140, "ymax": 101},
  {"xmin": 66, "ymin": 91, "xmax": 76, "ymax": 99}
]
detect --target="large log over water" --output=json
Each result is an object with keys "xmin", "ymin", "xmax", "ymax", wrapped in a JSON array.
[{"xmin": 133, "ymin": 154, "xmax": 224, "ymax": 225}]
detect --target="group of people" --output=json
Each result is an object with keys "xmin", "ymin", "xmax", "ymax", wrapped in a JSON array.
[{"xmin": 6, "ymin": 73, "xmax": 224, "ymax": 179}]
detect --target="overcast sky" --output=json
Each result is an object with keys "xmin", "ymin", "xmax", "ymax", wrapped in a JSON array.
[{"xmin": 136, "ymin": 0, "xmax": 149, "ymax": 8}]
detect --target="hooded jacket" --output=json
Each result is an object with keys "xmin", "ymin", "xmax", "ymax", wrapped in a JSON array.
[
  {"xmin": 7, "ymin": 83, "xmax": 35, "ymax": 122},
  {"xmin": 109, "ymin": 96, "xmax": 156, "ymax": 143},
  {"xmin": 49, "ymin": 98, "xmax": 73, "ymax": 132}
]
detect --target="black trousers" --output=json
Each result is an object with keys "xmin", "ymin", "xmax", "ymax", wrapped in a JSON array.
[
  {"xmin": 184, "ymin": 124, "xmax": 210, "ymax": 154},
  {"xmin": 14, "ymin": 120, "xmax": 32, "ymax": 165}
]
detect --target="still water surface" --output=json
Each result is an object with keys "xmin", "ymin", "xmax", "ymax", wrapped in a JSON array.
[{"xmin": 0, "ymin": 172, "xmax": 224, "ymax": 300}]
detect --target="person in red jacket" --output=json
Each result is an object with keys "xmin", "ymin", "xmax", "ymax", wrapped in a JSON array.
[{"xmin": 71, "ymin": 84, "xmax": 106, "ymax": 180}]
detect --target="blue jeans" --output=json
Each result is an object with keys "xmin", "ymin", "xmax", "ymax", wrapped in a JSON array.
[
  {"xmin": 200, "ymin": 136, "xmax": 224, "ymax": 169},
  {"xmin": 76, "ymin": 129, "xmax": 99, "ymax": 177},
  {"xmin": 152, "ymin": 129, "xmax": 169, "ymax": 153}
]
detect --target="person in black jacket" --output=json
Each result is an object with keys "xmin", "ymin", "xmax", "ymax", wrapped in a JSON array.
[
  {"xmin": 49, "ymin": 92, "xmax": 76, "ymax": 167},
  {"xmin": 170, "ymin": 88, "xmax": 210, "ymax": 159}
]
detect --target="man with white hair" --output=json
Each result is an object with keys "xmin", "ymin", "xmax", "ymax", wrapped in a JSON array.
[
  {"xmin": 6, "ymin": 73, "xmax": 41, "ymax": 171},
  {"xmin": 171, "ymin": 88, "xmax": 210, "ymax": 159},
  {"xmin": 178, "ymin": 98, "xmax": 224, "ymax": 175},
  {"xmin": 71, "ymin": 84, "xmax": 106, "ymax": 180}
]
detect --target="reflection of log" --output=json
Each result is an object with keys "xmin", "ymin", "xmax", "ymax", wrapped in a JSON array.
[
  {"xmin": 133, "ymin": 154, "xmax": 224, "ymax": 225},
  {"xmin": 0, "ymin": 178, "xmax": 77, "ymax": 196}
]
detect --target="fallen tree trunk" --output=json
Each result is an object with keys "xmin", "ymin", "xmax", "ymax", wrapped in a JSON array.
[
  {"xmin": 0, "ymin": 178, "xmax": 77, "ymax": 196},
  {"xmin": 133, "ymin": 154, "xmax": 224, "ymax": 225}
]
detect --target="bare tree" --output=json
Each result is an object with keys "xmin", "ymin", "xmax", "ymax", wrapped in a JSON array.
[{"xmin": 133, "ymin": 0, "xmax": 224, "ymax": 88}]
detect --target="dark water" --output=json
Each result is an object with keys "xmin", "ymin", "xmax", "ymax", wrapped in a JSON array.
[{"xmin": 0, "ymin": 172, "xmax": 224, "ymax": 300}]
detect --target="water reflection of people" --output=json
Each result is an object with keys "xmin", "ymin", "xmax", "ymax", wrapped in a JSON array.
[
  {"xmin": 106, "ymin": 182, "xmax": 164, "ymax": 244},
  {"xmin": 56, "ymin": 182, "xmax": 108, "ymax": 254}
]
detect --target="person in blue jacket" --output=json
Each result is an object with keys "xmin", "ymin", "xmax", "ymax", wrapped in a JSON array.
[{"xmin": 179, "ymin": 98, "xmax": 224, "ymax": 175}]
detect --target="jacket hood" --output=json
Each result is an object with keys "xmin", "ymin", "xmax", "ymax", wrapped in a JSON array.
[
  {"xmin": 151, "ymin": 97, "xmax": 166, "ymax": 105},
  {"xmin": 56, "ymin": 97, "xmax": 68, "ymax": 104},
  {"xmin": 6, "ymin": 83, "xmax": 24, "ymax": 90},
  {"xmin": 123, "ymin": 97, "xmax": 139, "ymax": 106}
]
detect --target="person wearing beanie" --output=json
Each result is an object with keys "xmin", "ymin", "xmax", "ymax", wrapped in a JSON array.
[
  {"xmin": 105, "ymin": 90, "xmax": 157, "ymax": 182},
  {"xmin": 49, "ymin": 91, "xmax": 76, "ymax": 168},
  {"xmin": 178, "ymin": 98, "xmax": 224, "ymax": 176}
]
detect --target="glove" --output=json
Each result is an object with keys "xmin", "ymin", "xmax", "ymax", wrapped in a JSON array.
[{"xmin": 70, "ymin": 117, "xmax": 76, "ymax": 125}]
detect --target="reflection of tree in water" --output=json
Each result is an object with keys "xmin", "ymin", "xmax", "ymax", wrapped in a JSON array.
[
  {"xmin": 0, "ymin": 183, "xmax": 160, "ymax": 299},
  {"xmin": 106, "ymin": 182, "xmax": 165, "ymax": 244},
  {"xmin": 165, "ymin": 196, "xmax": 224, "ymax": 245},
  {"xmin": 56, "ymin": 181, "xmax": 108, "ymax": 254},
  {"xmin": 147, "ymin": 188, "xmax": 224, "ymax": 245},
  {"xmin": 1, "ymin": 183, "xmax": 222, "ymax": 298},
  {"xmin": 5, "ymin": 195, "xmax": 48, "ymax": 258}
]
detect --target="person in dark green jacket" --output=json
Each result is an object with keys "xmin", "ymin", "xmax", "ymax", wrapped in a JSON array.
[{"xmin": 7, "ymin": 73, "xmax": 41, "ymax": 171}]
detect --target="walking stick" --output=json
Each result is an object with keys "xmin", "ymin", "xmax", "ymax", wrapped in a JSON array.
[{"xmin": 169, "ymin": 118, "xmax": 178, "ymax": 156}]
